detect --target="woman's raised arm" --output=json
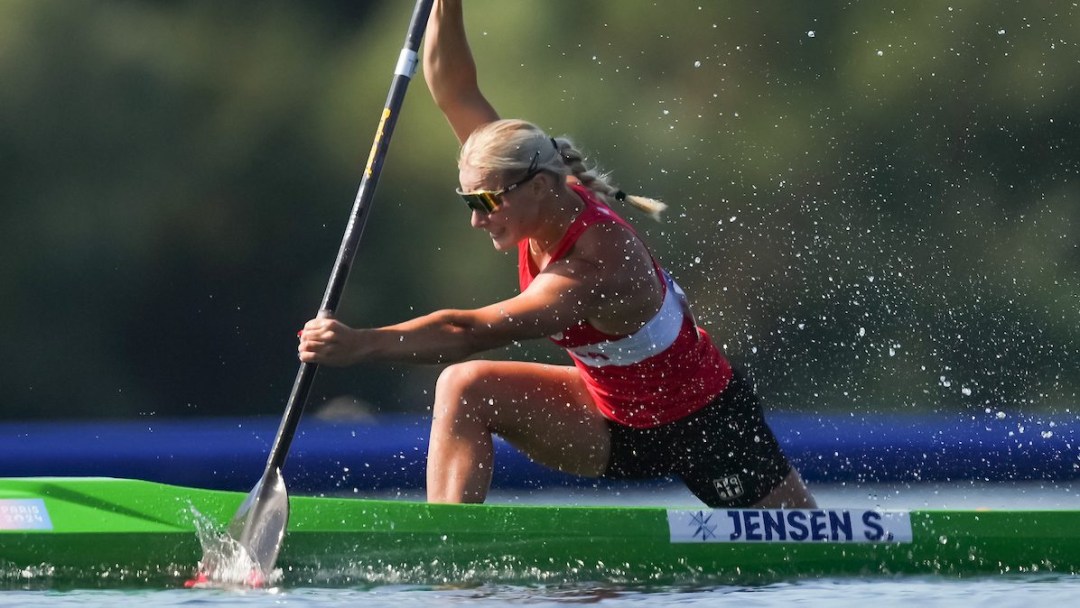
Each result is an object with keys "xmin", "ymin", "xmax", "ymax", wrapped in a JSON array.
[{"xmin": 423, "ymin": 0, "xmax": 499, "ymax": 143}]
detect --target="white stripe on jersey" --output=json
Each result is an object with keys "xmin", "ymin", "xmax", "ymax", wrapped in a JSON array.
[{"xmin": 566, "ymin": 271, "xmax": 689, "ymax": 368}]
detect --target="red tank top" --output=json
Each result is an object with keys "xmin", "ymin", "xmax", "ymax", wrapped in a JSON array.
[{"xmin": 518, "ymin": 185, "xmax": 732, "ymax": 428}]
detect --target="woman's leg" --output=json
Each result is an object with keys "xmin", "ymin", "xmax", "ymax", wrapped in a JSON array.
[
  {"xmin": 752, "ymin": 468, "xmax": 817, "ymax": 508},
  {"xmin": 426, "ymin": 360, "xmax": 611, "ymax": 503}
]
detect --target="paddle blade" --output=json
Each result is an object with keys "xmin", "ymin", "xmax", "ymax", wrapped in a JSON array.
[{"xmin": 220, "ymin": 468, "xmax": 289, "ymax": 581}]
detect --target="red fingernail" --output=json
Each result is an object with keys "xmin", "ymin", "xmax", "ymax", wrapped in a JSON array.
[{"xmin": 297, "ymin": 330, "xmax": 303, "ymax": 337}]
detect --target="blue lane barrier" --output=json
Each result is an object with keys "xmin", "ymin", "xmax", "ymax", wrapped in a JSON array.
[{"xmin": 0, "ymin": 412, "xmax": 1075, "ymax": 492}]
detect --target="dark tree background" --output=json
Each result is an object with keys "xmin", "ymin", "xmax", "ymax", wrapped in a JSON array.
[{"xmin": 1, "ymin": 1, "xmax": 1077, "ymax": 421}]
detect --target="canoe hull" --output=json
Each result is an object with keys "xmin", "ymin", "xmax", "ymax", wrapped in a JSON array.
[{"xmin": 2, "ymin": 477, "xmax": 1078, "ymax": 587}]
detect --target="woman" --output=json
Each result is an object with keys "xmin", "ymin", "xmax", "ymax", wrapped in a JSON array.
[{"xmin": 298, "ymin": 0, "xmax": 815, "ymax": 509}]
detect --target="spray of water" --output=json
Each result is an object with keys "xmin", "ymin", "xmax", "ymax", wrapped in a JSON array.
[{"xmin": 186, "ymin": 505, "xmax": 281, "ymax": 589}]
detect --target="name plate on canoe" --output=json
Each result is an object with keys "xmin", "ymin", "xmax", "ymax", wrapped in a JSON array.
[
  {"xmin": 667, "ymin": 509, "xmax": 912, "ymax": 543},
  {"xmin": 0, "ymin": 498, "xmax": 53, "ymax": 531}
]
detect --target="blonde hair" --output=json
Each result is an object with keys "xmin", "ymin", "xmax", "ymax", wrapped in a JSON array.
[{"xmin": 460, "ymin": 119, "xmax": 668, "ymax": 220}]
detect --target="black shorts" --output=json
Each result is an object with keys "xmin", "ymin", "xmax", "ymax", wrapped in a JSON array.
[{"xmin": 601, "ymin": 369, "xmax": 792, "ymax": 508}]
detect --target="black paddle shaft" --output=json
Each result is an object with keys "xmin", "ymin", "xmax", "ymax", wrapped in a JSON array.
[{"xmin": 265, "ymin": 0, "xmax": 434, "ymax": 473}]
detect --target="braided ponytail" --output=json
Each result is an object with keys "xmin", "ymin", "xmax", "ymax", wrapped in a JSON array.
[
  {"xmin": 551, "ymin": 137, "xmax": 668, "ymax": 221},
  {"xmin": 459, "ymin": 119, "xmax": 668, "ymax": 221}
]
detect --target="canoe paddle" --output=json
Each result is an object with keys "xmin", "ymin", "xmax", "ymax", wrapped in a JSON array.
[{"xmin": 208, "ymin": 0, "xmax": 435, "ymax": 582}]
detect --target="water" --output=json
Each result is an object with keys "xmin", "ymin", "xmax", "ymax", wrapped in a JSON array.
[
  {"xmin": 2, "ymin": 482, "xmax": 1077, "ymax": 607},
  {"xmin": 3, "ymin": 576, "xmax": 1079, "ymax": 607}
]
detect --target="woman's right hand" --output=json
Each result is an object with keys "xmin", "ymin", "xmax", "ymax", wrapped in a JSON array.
[{"xmin": 297, "ymin": 317, "xmax": 361, "ymax": 367}]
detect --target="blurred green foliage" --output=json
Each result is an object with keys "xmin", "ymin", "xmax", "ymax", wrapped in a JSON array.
[{"xmin": 1, "ymin": 0, "xmax": 1077, "ymax": 421}]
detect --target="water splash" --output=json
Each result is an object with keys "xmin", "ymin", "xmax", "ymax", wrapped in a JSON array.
[{"xmin": 187, "ymin": 505, "xmax": 281, "ymax": 588}]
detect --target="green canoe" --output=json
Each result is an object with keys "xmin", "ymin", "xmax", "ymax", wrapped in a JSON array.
[{"xmin": 1, "ymin": 477, "xmax": 1077, "ymax": 588}]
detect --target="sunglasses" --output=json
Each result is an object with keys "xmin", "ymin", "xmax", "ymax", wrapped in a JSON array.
[{"xmin": 456, "ymin": 150, "xmax": 542, "ymax": 214}]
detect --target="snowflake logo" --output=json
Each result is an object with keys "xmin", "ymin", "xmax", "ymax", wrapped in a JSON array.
[{"xmin": 689, "ymin": 510, "xmax": 717, "ymax": 541}]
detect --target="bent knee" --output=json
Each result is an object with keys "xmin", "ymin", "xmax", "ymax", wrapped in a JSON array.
[
  {"xmin": 434, "ymin": 361, "xmax": 500, "ymax": 416},
  {"xmin": 436, "ymin": 361, "xmax": 498, "ymax": 397}
]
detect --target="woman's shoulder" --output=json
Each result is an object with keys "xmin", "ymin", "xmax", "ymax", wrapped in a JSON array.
[
  {"xmin": 562, "ymin": 217, "xmax": 649, "ymax": 279},
  {"xmin": 568, "ymin": 184, "xmax": 636, "ymax": 229}
]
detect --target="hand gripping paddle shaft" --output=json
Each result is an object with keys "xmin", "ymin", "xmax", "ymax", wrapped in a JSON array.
[{"xmin": 215, "ymin": 0, "xmax": 435, "ymax": 580}]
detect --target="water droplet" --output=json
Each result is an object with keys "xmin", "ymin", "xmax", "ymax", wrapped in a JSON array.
[{"xmin": 807, "ymin": 30, "xmax": 816, "ymax": 38}]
